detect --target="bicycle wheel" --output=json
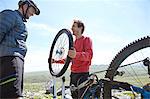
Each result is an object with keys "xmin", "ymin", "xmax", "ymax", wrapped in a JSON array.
[
  {"xmin": 105, "ymin": 36, "xmax": 150, "ymax": 81},
  {"xmin": 48, "ymin": 29, "xmax": 73, "ymax": 77}
]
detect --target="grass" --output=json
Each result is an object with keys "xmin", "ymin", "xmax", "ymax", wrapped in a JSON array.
[{"xmin": 23, "ymin": 64, "xmax": 149, "ymax": 98}]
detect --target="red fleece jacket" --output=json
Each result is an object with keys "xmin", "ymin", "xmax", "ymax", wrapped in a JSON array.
[{"xmin": 71, "ymin": 36, "xmax": 93, "ymax": 73}]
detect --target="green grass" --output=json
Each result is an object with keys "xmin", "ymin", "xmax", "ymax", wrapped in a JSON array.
[
  {"xmin": 23, "ymin": 64, "xmax": 149, "ymax": 98},
  {"xmin": 23, "ymin": 76, "xmax": 69, "ymax": 99},
  {"xmin": 24, "ymin": 83, "xmax": 63, "ymax": 99}
]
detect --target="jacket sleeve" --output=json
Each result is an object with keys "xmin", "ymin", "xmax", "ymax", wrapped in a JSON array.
[
  {"xmin": 0, "ymin": 10, "xmax": 16, "ymax": 43},
  {"xmin": 75, "ymin": 37, "xmax": 93, "ymax": 61}
]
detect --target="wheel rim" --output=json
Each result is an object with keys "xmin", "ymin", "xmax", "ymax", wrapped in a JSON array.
[
  {"xmin": 49, "ymin": 29, "xmax": 73, "ymax": 77},
  {"xmin": 105, "ymin": 36, "xmax": 150, "ymax": 86}
]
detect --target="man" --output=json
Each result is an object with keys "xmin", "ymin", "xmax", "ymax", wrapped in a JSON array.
[
  {"xmin": 0, "ymin": 0, "xmax": 40, "ymax": 98},
  {"xmin": 68, "ymin": 20, "xmax": 93, "ymax": 98}
]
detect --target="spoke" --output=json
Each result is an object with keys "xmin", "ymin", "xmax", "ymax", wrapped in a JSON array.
[
  {"xmin": 119, "ymin": 60, "xmax": 143, "ymax": 68},
  {"xmin": 49, "ymin": 29, "xmax": 73, "ymax": 77},
  {"xmin": 129, "ymin": 65, "xmax": 143, "ymax": 86},
  {"xmin": 135, "ymin": 51, "xmax": 147, "ymax": 72},
  {"xmin": 122, "ymin": 65, "xmax": 143, "ymax": 86}
]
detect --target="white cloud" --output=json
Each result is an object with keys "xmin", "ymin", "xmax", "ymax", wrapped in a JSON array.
[{"xmin": 27, "ymin": 22, "xmax": 58, "ymax": 36}]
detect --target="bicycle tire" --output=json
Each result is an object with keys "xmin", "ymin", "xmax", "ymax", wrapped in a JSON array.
[
  {"xmin": 48, "ymin": 29, "xmax": 73, "ymax": 77},
  {"xmin": 105, "ymin": 36, "xmax": 150, "ymax": 80}
]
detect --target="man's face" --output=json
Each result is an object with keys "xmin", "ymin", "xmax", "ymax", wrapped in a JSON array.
[
  {"xmin": 23, "ymin": 4, "xmax": 36, "ymax": 19},
  {"xmin": 71, "ymin": 22, "xmax": 80, "ymax": 36},
  {"xmin": 26, "ymin": 6, "xmax": 36, "ymax": 19}
]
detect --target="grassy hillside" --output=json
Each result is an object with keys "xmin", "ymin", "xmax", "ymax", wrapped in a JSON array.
[
  {"xmin": 23, "ymin": 64, "xmax": 109, "ymax": 98},
  {"xmin": 23, "ymin": 64, "xmax": 149, "ymax": 98},
  {"xmin": 24, "ymin": 64, "xmax": 109, "ymax": 83},
  {"xmin": 24, "ymin": 64, "xmax": 149, "ymax": 85},
  {"xmin": 24, "ymin": 71, "xmax": 50, "ymax": 83}
]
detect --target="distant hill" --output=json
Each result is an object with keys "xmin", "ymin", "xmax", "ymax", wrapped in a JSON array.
[
  {"xmin": 24, "ymin": 64, "xmax": 109, "ymax": 83},
  {"xmin": 24, "ymin": 71, "xmax": 50, "ymax": 83},
  {"xmin": 24, "ymin": 64, "xmax": 150, "ymax": 87}
]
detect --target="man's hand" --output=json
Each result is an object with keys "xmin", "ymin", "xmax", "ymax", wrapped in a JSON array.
[{"xmin": 68, "ymin": 47, "xmax": 76, "ymax": 58}]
